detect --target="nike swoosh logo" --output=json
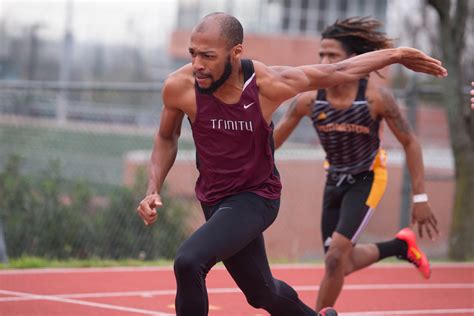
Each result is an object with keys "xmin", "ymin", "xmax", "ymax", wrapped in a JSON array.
[
  {"xmin": 243, "ymin": 102, "xmax": 255, "ymax": 109},
  {"xmin": 217, "ymin": 206, "xmax": 232, "ymax": 212}
]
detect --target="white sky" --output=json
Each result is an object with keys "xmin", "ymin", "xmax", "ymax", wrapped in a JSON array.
[
  {"xmin": 0, "ymin": 0, "xmax": 178, "ymax": 48},
  {"xmin": 0, "ymin": 0, "xmax": 447, "ymax": 54}
]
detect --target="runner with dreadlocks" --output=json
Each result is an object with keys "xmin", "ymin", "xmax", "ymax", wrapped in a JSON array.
[{"xmin": 273, "ymin": 17, "xmax": 440, "ymax": 311}]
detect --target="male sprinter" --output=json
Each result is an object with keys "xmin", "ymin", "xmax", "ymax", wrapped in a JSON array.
[
  {"xmin": 273, "ymin": 17, "xmax": 440, "ymax": 311},
  {"xmin": 136, "ymin": 13, "xmax": 446, "ymax": 316}
]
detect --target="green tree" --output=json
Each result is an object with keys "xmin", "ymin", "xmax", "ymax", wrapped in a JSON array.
[
  {"xmin": 98, "ymin": 167, "xmax": 189, "ymax": 260},
  {"xmin": 0, "ymin": 155, "xmax": 31, "ymax": 258},
  {"xmin": 0, "ymin": 155, "xmax": 189, "ymax": 261},
  {"xmin": 427, "ymin": 0, "xmax": 474, "ymax": 260}
]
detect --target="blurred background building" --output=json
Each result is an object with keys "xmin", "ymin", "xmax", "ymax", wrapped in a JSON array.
[
  {"xmin": 176, "ymin": 0, "xmax": 387, "ymax": 34},
  {"xmin": 0, "ymin": 0, "xmax": 471, "ymax": 263},
  {"xmin": 171, "ymin": 0, "xmax": 387, "ymax": 65}
]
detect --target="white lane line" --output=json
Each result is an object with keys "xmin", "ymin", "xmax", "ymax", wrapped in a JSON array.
[
  {"xmin": 0, "ymin": 289, "xmax": 175, "ymax": 316},
  {"xmin": 295, "ymin": 283, "xmax": 474, "ymax": 291},
  {"xmin": 1, "ymin": 283, "xmax": 472, "ymax": 302},
  {"xmin": 1, "ymin": 288, "xmax": 472, "ymax": 315},
  {"xmin": 340, "ymin": 308, "xmax": 474, "ymax": 315},
  {"xmin": 0, "ymin": 262, "xmax": 472, "ymax": 275}
]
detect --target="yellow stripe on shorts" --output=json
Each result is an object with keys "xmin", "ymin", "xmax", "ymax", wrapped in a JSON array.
[{"xmin": 366, "ymin": 149, "xmax": 388, "ymax": 209}]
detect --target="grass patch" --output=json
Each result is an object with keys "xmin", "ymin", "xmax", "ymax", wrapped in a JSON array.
[
  {"xmin": 1, "ymin": 256, "xmax": 174, "ymax": 269},
  {"xmin": 0, "ymin": 123, "xmax": 194, "ymax": 185},
  {"xmin": 1, "ymin": 256, "xmax": 468, "ymax": 270}
]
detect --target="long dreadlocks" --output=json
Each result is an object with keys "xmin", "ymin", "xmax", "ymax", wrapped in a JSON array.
[{"xmin": 321, "ymin": 17, "xmax": 393, "ymax": 55}]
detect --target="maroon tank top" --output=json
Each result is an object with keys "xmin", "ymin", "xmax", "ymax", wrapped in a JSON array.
[{"xmin": 190, "ymin": 59, "xmax": 281, "ymax": 204}]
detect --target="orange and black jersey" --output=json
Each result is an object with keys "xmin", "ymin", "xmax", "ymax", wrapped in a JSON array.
[{"xmin": 311, "ymin": 79, "xmax": 382, "ymax": 174}]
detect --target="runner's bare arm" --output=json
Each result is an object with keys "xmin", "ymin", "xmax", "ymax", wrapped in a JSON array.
[
  {"xmin": 137, "ymin": 77, "xmax": 185, "ymax": 226},
  {"xmin": 147, "ymin": 77, "xmax": 185, "ymax": 196},
  {"xmin": 273, "ymin": 92, "xmax": 314, "ymax": 149},
  {"xmin": 256, "ymin": 47, "xmax": 447, "ymax": 108},
  {"xmin": 376, "ymin": 87, "xmax": 439, "ymax": 239}
]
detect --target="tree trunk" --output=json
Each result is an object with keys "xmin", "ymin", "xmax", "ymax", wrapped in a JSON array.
[
  {"xmin": 428, "ymin": 0, "xmax": 474, "ymax": 260},
  {"xmin": 0, "ymin": 220, "xmax": 8, "ymax": 263}
]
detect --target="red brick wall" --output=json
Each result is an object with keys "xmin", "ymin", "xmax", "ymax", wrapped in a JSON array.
[{"xmin": 124, "ymin": 153, "xmax": 453, "ymax": 261}]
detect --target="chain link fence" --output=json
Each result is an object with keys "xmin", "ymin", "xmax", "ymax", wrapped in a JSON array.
[
  {"xmin": 0, "ymin": 81, "xmax": 456, "ymax": 263},
  {"xmin": 0, "ymin": 82, "xmax": 197, "ymax": 263}
]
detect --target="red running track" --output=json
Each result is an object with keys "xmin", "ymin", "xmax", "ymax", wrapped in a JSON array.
[{"xmin": 0, "ymin": 263, "xmax": 473, "ymax": 315}]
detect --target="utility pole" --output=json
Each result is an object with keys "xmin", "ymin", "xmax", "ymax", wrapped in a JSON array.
[
  {"xmin": 21, "ymin": 24, "xmax": 42, "ymax": 115},
  {"xmin": 56, "ymin": 0, "xmax": 74, "ymax": 123}
]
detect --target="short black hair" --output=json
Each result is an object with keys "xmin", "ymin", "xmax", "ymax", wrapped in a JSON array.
[{"xmin": 198, "ymin": 12, "xmax": 243, "ymax": 49}]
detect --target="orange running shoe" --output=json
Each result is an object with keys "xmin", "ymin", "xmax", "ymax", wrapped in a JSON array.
[
  {"xmin": 396, "ymin": 227, "xmax": 431, "ymax": 279},
  {"xmin": 319, "ymin": 307, "xmax": 338, "ymax": 316}
]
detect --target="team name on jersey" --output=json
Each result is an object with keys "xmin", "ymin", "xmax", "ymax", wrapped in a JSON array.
[
  {"xmin": 210, "ymin": 119, "xmax": 253, "ymax": 132},
  {"xmin": 317, "ymin": 123, "xmax": 370, "ymax": 134}
]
